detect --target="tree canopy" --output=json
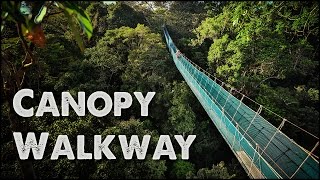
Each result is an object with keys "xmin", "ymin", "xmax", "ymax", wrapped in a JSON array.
[{"xmin": 1, "ymin": 1, "xmax": 318, "ymax": 179}]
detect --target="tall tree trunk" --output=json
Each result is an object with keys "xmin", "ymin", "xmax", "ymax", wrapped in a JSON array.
[
  {"xmin": 1, "ymin": 23, "xmax": 37, "ymax": 179},
  {"xmin": 6, "ymin": 75, "xmax": 37, "ymax": 179}
]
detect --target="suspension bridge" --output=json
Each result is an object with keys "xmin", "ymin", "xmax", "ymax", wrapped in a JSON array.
[{"xmin": 162, "ymin": 26, "xmax": 319, "ymax": 179}]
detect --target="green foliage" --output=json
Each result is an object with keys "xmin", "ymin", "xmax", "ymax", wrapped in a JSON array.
[
  {"xmin": 188, "ymin": 161, "xmax": 236, "ymax": 179},
  {"xmin": 2, "ymin": 1, "xmax": 318, "ymax": 179},
  {"xmin": 59, "ymin": 2, "xmax": 93, "ymax": 38},
  {"xmin": 193, "ymin": 1, "xmax": 319, "ymax": 136},
  {"xmin": 171, "ymin": 155, "xmax": 196, "ymax": 179},
  {"xmin": 190, "ymin": 121, "xmax": 222, "ymax": 168},
  {"xmin": 194, "ymin": 1, "xmax": 318, "ymax": 86},
  {"xmin": 86, "ymin": 2, "xmax": 108, "ymax": 46},
  {"xmin": 91, "ymin": 118, "xmax": 167, "ymax": 179},
  {"xmin": 256, "ymin": 84, "xmax": 319, "ymax": 138},
  {"xmin": 168, "ymin": 82, "xmax": 196, "ymax": 134},
  {"xmin": 107, "ymin": 2, "xmax": 147, "ymax": 29},
  {"xmin": 57, "ymin": 2, "xmax": 93, "ymax": 52},
  {"xmin": 1, "ymin": 1, "xmax": 93, "ymax": 49},
  {"xmin": 308, "ymin": 88, "xmax": 319, "ymax": 101}
]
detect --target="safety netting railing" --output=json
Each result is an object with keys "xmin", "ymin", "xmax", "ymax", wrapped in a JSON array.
[{"xmin": 163, "ymin": 26, "xmax": 319, "ymax": 179}]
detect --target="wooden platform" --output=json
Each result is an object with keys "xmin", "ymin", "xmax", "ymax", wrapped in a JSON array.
[{"xmin": 236, "ymin": 151, "xmax": 264, "ymax": 179}]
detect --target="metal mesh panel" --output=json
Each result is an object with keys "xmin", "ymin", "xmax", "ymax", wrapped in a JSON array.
[{"xmin": 163, "ymin": 27, "xmax": 319, "ymax": 179}]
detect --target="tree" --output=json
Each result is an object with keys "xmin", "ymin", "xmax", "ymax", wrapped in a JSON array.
[
  {"xmin": 193, "ymin": 1, "xmax": 319, "ymax": 138},
  {"xmin": 107, "ymin": 2, "xmax": 148, "ymax": 29},
  {"xmin": 170, "ymin": 154, "xmax": 196, "ymax": 179},
  {"xmin": 187, "ymin": 161, "xmax": 236, "ymax": 179},
  {"xmin": 189, "ymin": 121, "xmax": 223, "ymax": 168},
  {"xmin": 3, "ymin": 1, "xmax": 316, "ymax": 179},
  {"xmin": 91, "ymin": 118, "xmax": 167, "ymax": 179},
  {"xmin": 1, "ymin": 1, "xmax": 93, "ymax": 178},
  {"xmin": 168, "ymin": 82, "xmax": 196, "ymax": 135}
]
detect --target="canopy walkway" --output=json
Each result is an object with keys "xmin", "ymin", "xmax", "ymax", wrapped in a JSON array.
[{"xmin": 162, "ymin": 26, "xmax": 319, "ymax": 179}]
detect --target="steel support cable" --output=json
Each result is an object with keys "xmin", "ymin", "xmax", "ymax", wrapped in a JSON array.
[
  {"xmin": 240, "ymin": 105, "xmax": 263, "ymax": 142},
  {"xmin": 180, "ymin": 52, "xmax": 319, "ymax": 160},
  {"xmin": 250, "ymin": 144, "xmax": 259, "ymax": 175},
  {"xmin": 175, "ymin": 53, "xmax": 300, "ymax": 179},
  {"xmin": 180, "ymin": 52, "xmax": 319, "ymax": 142},
  {"xmin": 175, "ymin": 55, "xmax": 286, "ymax": 178},
  {"xmin": 178, "ymin": 56, "xmax": 310, "ymax": 178},
  {"xmin": 164, "ymin": 28, "xmax": 319, "ymax": 178}
]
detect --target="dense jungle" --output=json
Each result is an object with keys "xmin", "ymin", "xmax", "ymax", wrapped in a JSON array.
[{"xmin": 1, "ymin": 1, "xmax": 319, "ymax": 179}]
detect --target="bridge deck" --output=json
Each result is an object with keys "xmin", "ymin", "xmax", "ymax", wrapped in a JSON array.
[
  {"xmin": 237, "ymin": 151, "xmax": 264, "ymax": 179},
  {"xmin": 163, "ymin": 25, "xmax": 319, "ymax": 179}
]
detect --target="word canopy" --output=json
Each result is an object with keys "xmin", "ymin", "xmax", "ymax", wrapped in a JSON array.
[{"xmin": 13, "ymin": 89, "xmax": 156, "ymax": 117}]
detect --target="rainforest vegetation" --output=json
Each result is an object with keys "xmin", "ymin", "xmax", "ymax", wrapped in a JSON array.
[{"xmin": 1, "ymin": 1, "xmax": 319, "ymax": 179}]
